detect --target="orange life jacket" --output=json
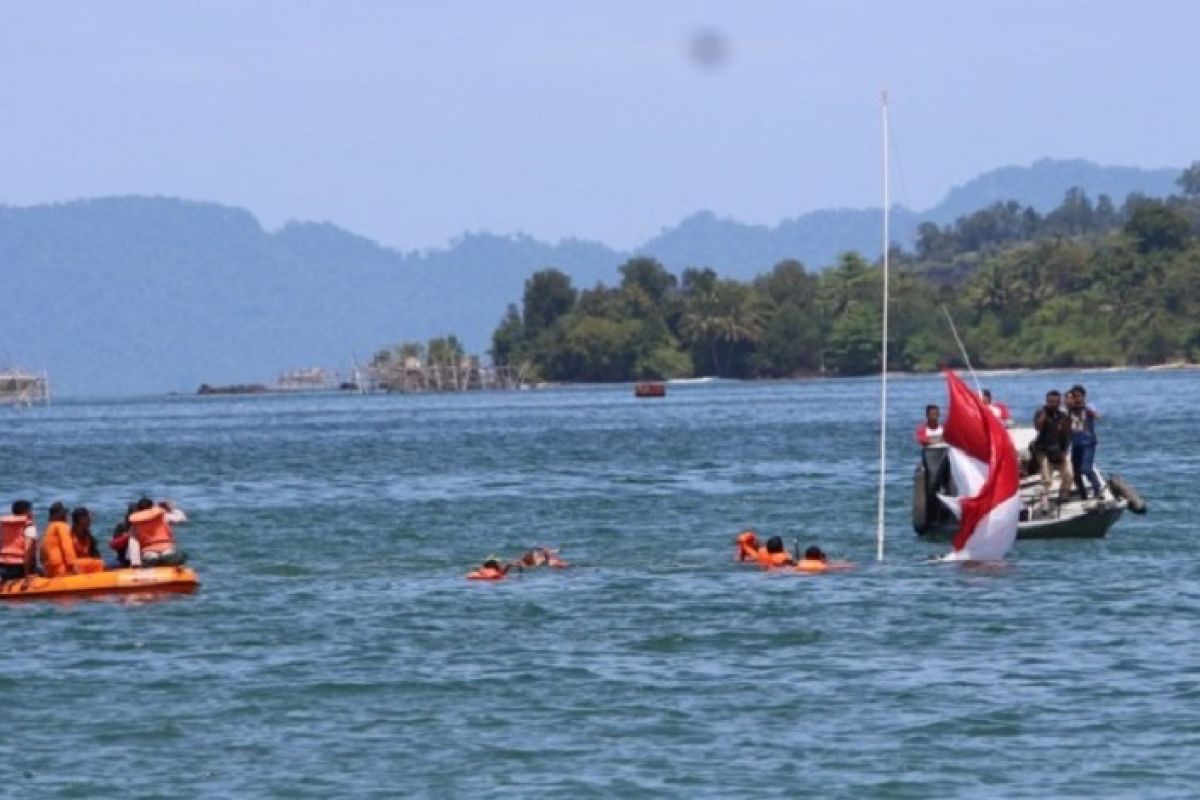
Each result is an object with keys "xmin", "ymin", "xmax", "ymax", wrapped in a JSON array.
[
  {"xmin": 795, "ymin": 559, "xmax": 829, "ymax": 573},
  {"xmin": 735, "ymin": 532, "xmax": 759, "ymax": 561},
  {"xmin": 757, "ymin": 549, "xmax": 792, "ymax": 568},
  {"xmin": 40, "ymin": 521, "xmax": 76, "ymax": 578},
  {"xmin": 130, "ymin": 507, "xmax": 175, "ymax": 554},
  {"xmin": 467, "ymin": 566, "xmax": 506, "ymax": 581},
  {"xmin": 0, "ymin": 515, "xmax": 29, "ymax": 565}
]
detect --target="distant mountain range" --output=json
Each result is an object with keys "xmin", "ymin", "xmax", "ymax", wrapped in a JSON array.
[{"xmin": 0, "ymin": 159, "xmax": 1181, "ymax": 395}]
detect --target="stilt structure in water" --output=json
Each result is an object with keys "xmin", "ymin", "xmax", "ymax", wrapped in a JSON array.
[
  {"xmin": 275, "ymin": 367, "xmax": 336, "ymax": 391},
  {"xmin": 0, "ymin": 367, "xmax": 50, "ymax": 406},
  {"xmin": 366, "ymin": 356, "xmax": 524, "ymax": 394}
]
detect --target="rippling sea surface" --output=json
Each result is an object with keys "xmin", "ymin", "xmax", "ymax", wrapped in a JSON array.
[{"xmin": 4, "ymin": 369, "xmax": 1196, "ymax": 798}]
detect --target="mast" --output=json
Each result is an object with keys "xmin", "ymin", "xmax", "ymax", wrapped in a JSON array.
[{"xmin": 876, "ymin": 90, "xmax": 890, "ymax": 562}]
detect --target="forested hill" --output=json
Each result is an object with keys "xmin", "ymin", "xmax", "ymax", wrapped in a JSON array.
[
  {"xmin": 0, "ymin": 159, "xmax": 1184, "ymax": 395},
  {"xmin": 636, "ymin": 159, "xmax": 1179, "ymax": 270},
  {"xmin": 493, "ymin": 167, "xmax": 1200, "ymax": 383}
]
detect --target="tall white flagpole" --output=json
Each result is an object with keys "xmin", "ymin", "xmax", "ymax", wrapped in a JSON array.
[{"xmin": 876, "ymin": 90, "xmax": 890, "ymax": 562}]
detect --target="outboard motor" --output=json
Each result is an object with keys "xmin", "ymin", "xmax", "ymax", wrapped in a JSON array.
[{"xmin": 912, "ymin": 447, "xmax": 957, "ymax": 535}]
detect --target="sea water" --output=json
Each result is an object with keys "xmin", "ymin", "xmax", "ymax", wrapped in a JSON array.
[{"xmin": 1, "ymin": 369, "xmax": 1193, "ymax": 798}]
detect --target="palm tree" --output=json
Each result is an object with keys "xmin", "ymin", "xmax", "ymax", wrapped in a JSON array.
[{"xmin": 681, "ymin": 280, "xmax": 762, "ymax": 376}]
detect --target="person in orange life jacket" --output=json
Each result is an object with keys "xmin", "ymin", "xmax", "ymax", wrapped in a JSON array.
[
  {"xmin": 916, "ymin": 405, "xmax": 943, "ymax": 446},
  {"xmin": 795, "ymin": 545, "xmax": 854, "ymax": 572},
  {"xmin": 109, "ymin": 503, "xmax": 136, "ymax": 567},
  {"xmin": 41, "ymin": 501, "xmax": 102, "ymax": 578},
  {"xmin": 109, "ymin": 499, "xmax": 186, "ymax": 567},
  {"xmin": 0, "ymin": 499, "xmax": 39, "ymax": 581},
  {"xmin": 467, "ymin": 558, "xmax": 510, "ymax": 580},
  {"xmin": 735, "ymin": 530, "xmax": 760, "ymax": 561},
  {"xmin": 516, "ymin": 547, "xmax": 568, "ymax": 568},
  {"xmin": 127, "ymin": 497, "xmax": 186, "ymax": 568},
  {"xmin": 757, "ymin": 535, "xmax": 794, "ymax": 568},
  {"xmin": 68, "ymin": 507, "xmax": 106, "ymax": 574},
  {"xmin": 981, "ymin": 389, "xmax": 1013, "ymax": 427}
]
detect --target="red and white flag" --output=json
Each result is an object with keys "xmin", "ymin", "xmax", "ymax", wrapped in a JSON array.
[{"xmin": 936, "ymin": 370, "xmax": 1020, "ymax": 561}]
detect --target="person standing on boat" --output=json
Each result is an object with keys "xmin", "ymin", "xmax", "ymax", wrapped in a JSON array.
[
  {"xmin": 0, "ymin": 500, "xmax": 39, "ymax": 580},
  {"xmin": 1032, "ymin": 390, "xmax": 1073, "ymax": 502},
  {"xmin": 916, "ymin": 404, "xmax": 944, "ymax": 446},
  {"xmin": 1067, "ymin": 385, "xmax": 1103, "ymax": 500},
  {"xmin": 981, "ymin": 389, "xmax": 1013, "ymax": 427}
]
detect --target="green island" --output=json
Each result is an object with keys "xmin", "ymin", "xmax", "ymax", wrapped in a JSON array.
[{"xmin": 486, "ymin": 163, "xmax": 1200, "ymax": 382}]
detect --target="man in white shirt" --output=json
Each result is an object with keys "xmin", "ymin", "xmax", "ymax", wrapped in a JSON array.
[
  {"xmin": 0, "ymin": 499, "xmax": 39, "ymax": 580},
  {"xmin": 916, "ymin": 404, "xmax": 944, "ymax": 447},
  {"xmin": 981, "ymin": 389, "xmax": 1012, "ymax": 427}
]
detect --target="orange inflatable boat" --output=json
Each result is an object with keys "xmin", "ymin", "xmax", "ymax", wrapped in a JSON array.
[{"xmin": 0, "ymin": 566, "xmax": 200, "ymax": 600}]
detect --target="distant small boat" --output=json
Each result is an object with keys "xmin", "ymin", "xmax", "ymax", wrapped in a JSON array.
[
  {"xmin": 634, "ymin": 382, "xmax": 666, "ymax": 398},
  {"xmin": 197, "ymin": 383, "xmax": 269, "ymax": 396}
]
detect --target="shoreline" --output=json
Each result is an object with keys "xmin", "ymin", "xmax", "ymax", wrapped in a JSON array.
[{"xmin": 23, "ymin": 361, "xmax": 1200, "ymax": 402}]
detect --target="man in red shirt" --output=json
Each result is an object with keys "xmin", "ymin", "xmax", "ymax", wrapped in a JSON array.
[{"xmin": 916, "ymin": 404, "xmax": 944, "ymax": 446}]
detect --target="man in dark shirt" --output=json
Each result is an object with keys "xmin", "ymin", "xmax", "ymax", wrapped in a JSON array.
[{"xmin": 1032, "ymin": 390, "xmax": 1073, "ymax": 502}]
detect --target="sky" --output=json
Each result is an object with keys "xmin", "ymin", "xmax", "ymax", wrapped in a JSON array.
[{"xmin": 0, "ymin": 1, "xmax": 1197, "ymax": 251}]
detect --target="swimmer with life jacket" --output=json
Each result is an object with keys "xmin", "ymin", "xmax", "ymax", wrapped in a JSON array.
[
  {"xmin": 735, "ymin": 532, "xmax": 853, "ymax": 573},
  {"xmin": 756, "ymin": 536, "xmax": 795, "ymax": 569},
  {"xmin": 793, "ymin": 545, "xmax": 855, "ymax": 574},
  {"xmin": 466, "ymin": 558, "xmax": 512, "ymax": 581},
  {"xmin": 734, "ymin": 531, "xmax": 793, "ymax": 567},
  {"xmin": 735, "ymin": 530, "xmax": 760, "ymax": 562},
  {"xmin": 517, "ymin": 546, "xmax": 569, "ymax": 569}
]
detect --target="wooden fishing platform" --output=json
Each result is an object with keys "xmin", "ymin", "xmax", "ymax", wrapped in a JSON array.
[
  {"xmin": 367, "ymin": 360, "xmax": 524, "ymax": 394},
  {"xmin": 0, "ymin": 368, "xmax": 50, "ymax": 406}
]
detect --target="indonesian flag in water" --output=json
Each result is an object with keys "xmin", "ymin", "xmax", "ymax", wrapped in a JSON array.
[{"xmin": 936, "ymin": 369, "xmax": 1020, "ymax": 561}]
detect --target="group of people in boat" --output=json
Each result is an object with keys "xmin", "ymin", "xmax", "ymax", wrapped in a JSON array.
[
  {"xmin": 0, "ymin": 497, "xmax": 187, "ymax": 582},
  {"xmin": 734, "ymin": 530, "xmax": 852, "ymax": 573},
  {"xmin": 467, "ymin": 546, "xmax": 569, "ymax": 580},
  {"xmin": 916, "ymin": 383, "xmax": 1104, "ymax": 503}
]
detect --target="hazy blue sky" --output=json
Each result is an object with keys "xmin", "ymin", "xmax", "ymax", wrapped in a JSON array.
[{"xmin": 1, "ymin": 1, "xmax": 1196, "ymax": 249}]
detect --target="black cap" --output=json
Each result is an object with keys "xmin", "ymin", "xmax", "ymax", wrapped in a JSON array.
[{"xmin": 1069, "ymin": 384, "xmax": 1086, "ymax": 396}]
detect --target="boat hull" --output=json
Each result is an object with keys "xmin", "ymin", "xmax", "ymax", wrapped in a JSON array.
[
  {"xmin": 913, "ymin": 439, "xmax": 1132, "ymax": 541},
  {"xmin": 634, "ymin": 382, "xmax": 666, "ymax": 398},
  {"xmin": 916, "ymin": 502, "xmax": 1125, "ymax": 541},
  {"xmin": 0, "ymin": 566, "xmax": 200, "ymax": 601}
]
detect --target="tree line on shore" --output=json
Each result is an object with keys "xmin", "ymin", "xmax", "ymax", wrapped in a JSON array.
[
  {"xmin": 371, "ymin": 336, "xmax": 471, "ymax": 369},
  {"xmin": 484, "ymin": 163, "xmax": 1200, "ymax": 382}
]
